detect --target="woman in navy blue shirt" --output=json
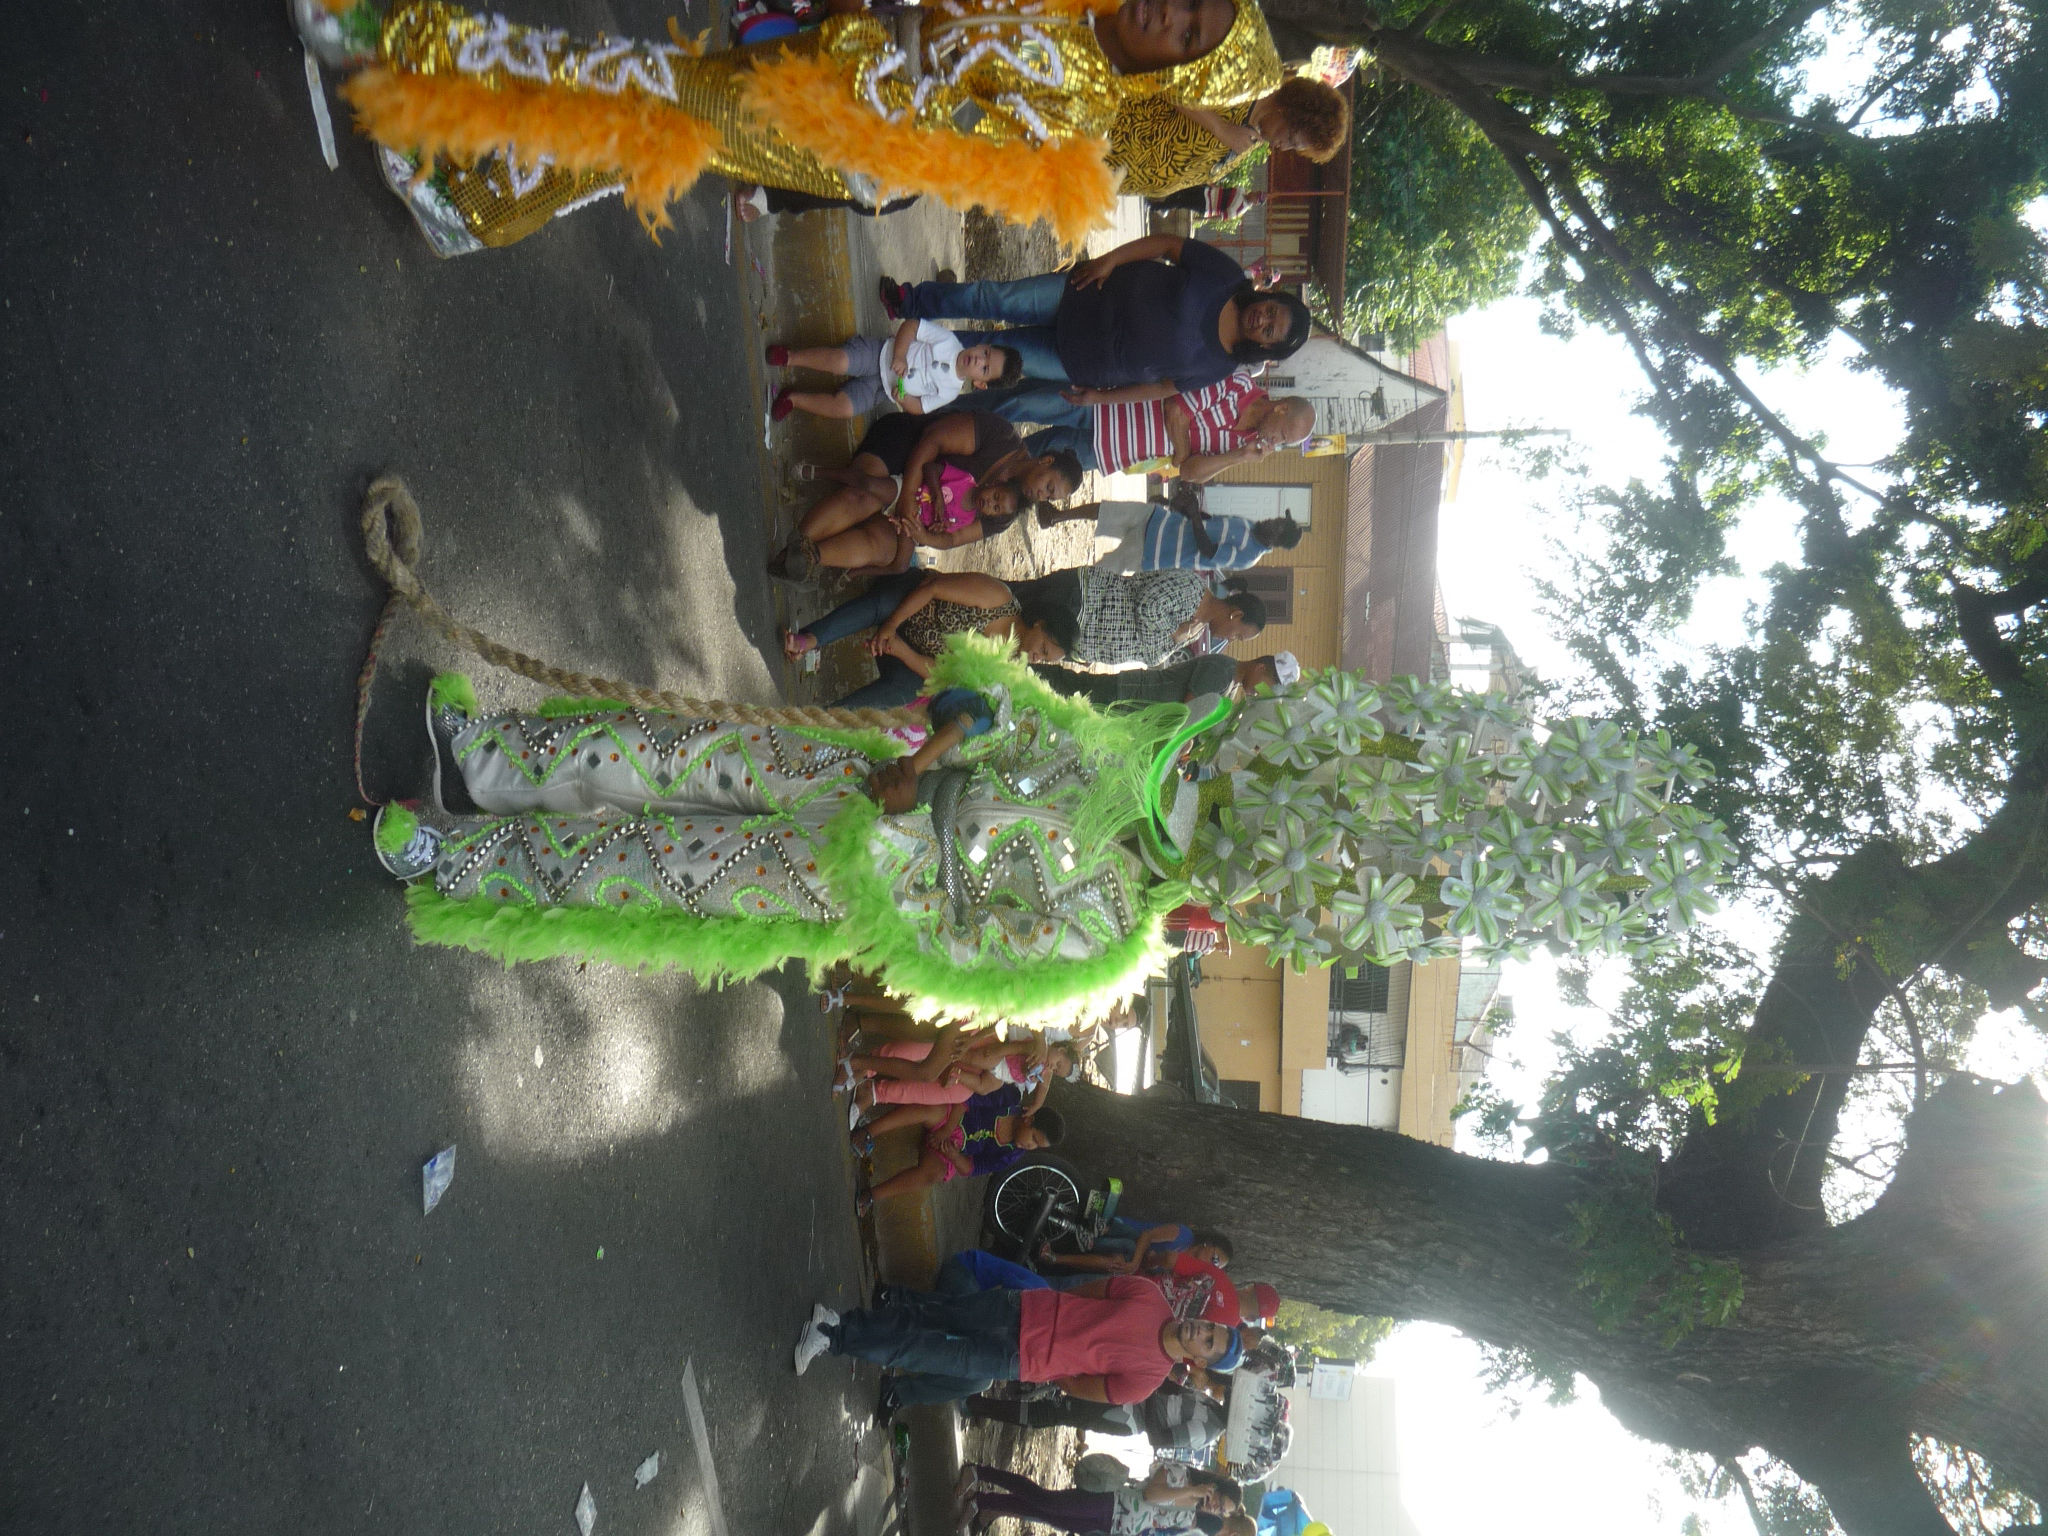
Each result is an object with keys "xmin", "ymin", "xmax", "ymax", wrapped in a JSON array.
[{"xmin": 882, "ymin": 236, "xmax": 1310, "ymax": 418}]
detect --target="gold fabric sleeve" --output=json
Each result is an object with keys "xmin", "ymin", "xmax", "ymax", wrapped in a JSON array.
[{"xmin": 378, "ymin": 0, "xmax": 854, "ymax": 221}]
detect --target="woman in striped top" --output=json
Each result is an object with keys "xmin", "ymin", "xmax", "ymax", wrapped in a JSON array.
[{"xmin": 1023, "ymin": 371, "xmax": 1315, "ymax": 482}]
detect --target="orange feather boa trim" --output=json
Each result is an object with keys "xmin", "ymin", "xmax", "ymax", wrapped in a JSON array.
[
  {"xmin": 738, "ymin": 53, "xmax": 1118, "ymax": 248},
  {"xmin": 339, "ymin": 67, "xmax": 721, "ymax": 235}
]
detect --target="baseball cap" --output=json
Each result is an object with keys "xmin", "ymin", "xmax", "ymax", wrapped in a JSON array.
[
  {"xmin": 1212, "ymin": 1327, "xmax": 1245, "ymax": 1373},
  {"xmin": 1247, "ymin": 1283, "xmax": 1280, "ymax": 1324}
]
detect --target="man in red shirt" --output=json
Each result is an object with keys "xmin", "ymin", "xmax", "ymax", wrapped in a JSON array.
[{"xmin": 794, "ymin": 1274, "xmax": 1238, "ymax": 1410}]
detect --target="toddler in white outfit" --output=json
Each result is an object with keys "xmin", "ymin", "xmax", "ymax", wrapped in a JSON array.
[{"xmin": 767, "ymin": 323, "xmax": 1023, "ymax": 420}]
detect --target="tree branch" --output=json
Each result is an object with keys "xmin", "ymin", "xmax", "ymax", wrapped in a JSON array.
[
  {"xmin": 1536, "ymin": 163, "xmax": 1885, "ymax": 505},
  {"xmin": 1951, "ymin": 580, "xmax": 2035, "ymax": 695},
  {"xmin": 1970, "ymin": 571, "xmax": 2048, "ymax": 621},
  {"xmin": 1376, "ymin": 0, "xmax": 1831, "ymax": 101},
  {"xmin": 1718, "ymin": 1457, "xmax": 1771, "ymax": 1536},
  {"xmin": 1695, "ymin": 0, "xmax": 1834, "ymax": 80}
]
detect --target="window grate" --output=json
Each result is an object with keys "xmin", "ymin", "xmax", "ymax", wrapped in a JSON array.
[{"xmin": 1233, "ymin": 567, "xmax": 1294, "ymax": 626}]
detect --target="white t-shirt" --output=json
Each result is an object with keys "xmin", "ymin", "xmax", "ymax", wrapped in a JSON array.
[{"xmin": 884, "ymin": 321, "xmax": 967, "ymax": 411}]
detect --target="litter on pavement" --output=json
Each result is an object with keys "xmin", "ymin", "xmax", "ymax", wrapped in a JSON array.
[{"xmin": 421, "ymin": 1145, "xmax": 455, "ymax": 1214}]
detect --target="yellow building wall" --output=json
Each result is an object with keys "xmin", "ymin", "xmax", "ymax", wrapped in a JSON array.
[
  {"xmin": 1183, "ymin": 458, "xmax": 1475, "ymax": 1140},
  {"xmin": 1206, "ymin": 449, "xmax": 1350, "ymax": 669},
  {"xmin": 1397, "ymin": 956, "xmax": 1463, "ymax": 1146},
  {"xmin": 1279, "ymin": 967, "xmax": 1331, "ymax": 1116},
  {"xmin": 1192, "ymin": 967, "xmax": 1284, "ymax": 1112},
  {"xmin": 1186, "ymin": 451, "xmax": 1351, "ymax": 1109}
]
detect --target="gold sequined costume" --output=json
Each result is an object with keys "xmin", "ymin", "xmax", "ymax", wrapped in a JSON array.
[
  {"xmin": 326, "ymin": 0, "xmax": 1281, "ymax": 248},
  {"xmin": 1106, "ymin": 97, "xmax": 1251, "ymax": 196}
]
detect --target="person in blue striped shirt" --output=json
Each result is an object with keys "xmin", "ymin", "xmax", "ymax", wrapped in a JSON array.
[{"xmin": 1044, "ymin": 495, "xmax": 1301, "ymax": 574}]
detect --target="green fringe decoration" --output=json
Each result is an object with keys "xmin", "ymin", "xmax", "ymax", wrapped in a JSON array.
[
  {"xmin": 404, "ymin": 883, "xmax": 854, "ymax": 978},
  {"xmin": 1139, "ymin": 694, "xmax": 1234, "ymax": 868},
  {"xmin": 536, "ymin": 697, "xmax": 630, "ymax": 718},
  {"xmin": 927, "ymin": 634, "xmax": 1191, "ymax": 857},
  {"xmin": 815, "ymin": 791, "xmax": 1171, "ymax": 1026},
  {"xmin": 375, "ymin": 804, "xmax": 419, "ymax": 856},
  {"xmin": 430, "ymin": 672, "xmax": 479, "ymax": 719}
]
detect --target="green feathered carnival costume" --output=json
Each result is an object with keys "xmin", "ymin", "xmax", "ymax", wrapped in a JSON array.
[{"xmin": 378, "ymin": 636, "xmax": 1730, "ymax": 1025}]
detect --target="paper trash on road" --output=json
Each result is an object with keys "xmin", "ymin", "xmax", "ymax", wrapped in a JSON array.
[
  {"xmin": 421, "ymin": 1145, "xmax": 456, "ymax": 1214},
  {"xmin": 575, "ymin": 1482, "xmax": 597, "ymax": 1536},
  {"xmin": 302, "ymin": 49, "xmax": 339, "ymax": 170},
  {"xmin": 634, "ymin": 1452, "xmax": 661, "ymax": 1489}
]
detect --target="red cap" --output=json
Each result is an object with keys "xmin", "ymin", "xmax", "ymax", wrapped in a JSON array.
[{"xmin": 1249, "ymin": 1284, "xmax": 1280, "ymax": 1323}]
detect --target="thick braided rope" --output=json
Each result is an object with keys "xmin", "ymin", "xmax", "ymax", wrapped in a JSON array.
[{"xmin": 355, "ymin": 476, "xmax": 922, "ymax": 782}]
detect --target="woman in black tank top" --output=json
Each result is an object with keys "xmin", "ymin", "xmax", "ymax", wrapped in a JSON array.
[{"xmin": 769, "ymin": 413, "xmax": 1081, "ymax": 581}]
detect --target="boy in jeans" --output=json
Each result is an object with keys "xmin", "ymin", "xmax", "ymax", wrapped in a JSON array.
[{"xmin": 768, "ymin": 324, "xmax": 1023, "ymax": 421}]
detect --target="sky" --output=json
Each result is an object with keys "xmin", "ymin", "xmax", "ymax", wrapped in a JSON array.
[{"xmin": 1339, "ymin": 212, "xmax": 2048, "ymax": 1536}]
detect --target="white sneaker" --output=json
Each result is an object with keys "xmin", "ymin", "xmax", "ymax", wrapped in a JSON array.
[
  {"xmin": 812, "ymin": 1302, "xmax": 841, "ymax": 1329},
  {"xmin": 793, "ymin": 1319, "xmax": 832, "ymax": 1376}
]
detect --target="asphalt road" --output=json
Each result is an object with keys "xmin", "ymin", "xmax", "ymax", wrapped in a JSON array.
[{"xmin": 1, "ymin": 4, "xmax": 886, "ymax": 1532}]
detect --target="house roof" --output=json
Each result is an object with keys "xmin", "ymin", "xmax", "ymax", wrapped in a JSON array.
[
  {"xmin": 1341, "ymin": 395, "xmax": 1450, "ymax": 681},
  {"xmin": 1302, "ymin": 328, "xmax": 1444, "ymax": 402}
]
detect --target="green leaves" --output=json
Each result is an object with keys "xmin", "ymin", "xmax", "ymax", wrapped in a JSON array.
[
  {"xmin": 1268, "ymin": 1301, "xmax": 1396, "ymax": 1365},
  {"xmin": 1343, "ymin": 84, "xmax": 1538, "ymax": 350},
  {"xmin": 1566, "ymin": 1158, "xmax": 1747, "ymax": 1345}
]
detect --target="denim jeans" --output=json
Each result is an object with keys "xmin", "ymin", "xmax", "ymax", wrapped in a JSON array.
[
  {"xmin": 829, "ymin": 1287, "xmax": 1023, "ymax": 1400},
  {"xmin": 803, "ymin": 571, "xmax": 923, "ymax": 647},
  {"xmin": 903, "ymin": 274, "xmax": 1070, "ymax": 382},
  {"xmin": 1019, "ymin": 423, "xmax": 1098, "ymax": 473},
  {"xmin": 801, "ymin": 572, "xmax": 927, "ymax": 710},
  {"xmin": 974, "ymin": 382, "xmax": 1093, "ymax": 428}
]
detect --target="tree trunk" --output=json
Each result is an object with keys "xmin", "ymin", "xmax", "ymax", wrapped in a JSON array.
[
  {"xmin": 1661, "ymin": 809, "xmax": 2048, "ymax": 1250},
  {"xmin": 1047, "ymin": 1078, "xmax": 2048, "ymax": 1533}
]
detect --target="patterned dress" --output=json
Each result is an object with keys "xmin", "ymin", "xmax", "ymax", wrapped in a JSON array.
[
  {"xmin": 899, "ymin": 598, "xmax": 1022, "ymax": 661},
  {"xmin": 1070, "ymin": 570, "xmax": 1210, "ymax": 666},
  {"xmin": 1106, "ymin": 98, "xmax": 1253, "ymax": 196}
]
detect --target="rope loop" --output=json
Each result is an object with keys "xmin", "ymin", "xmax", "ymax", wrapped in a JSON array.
[{"xmin": 351, "ymin": 475, "xmax": 922, "ymax": 801}]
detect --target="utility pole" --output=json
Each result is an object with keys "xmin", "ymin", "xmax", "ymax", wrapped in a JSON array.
[{"xmin": 1350, "ymin": 425, "xmax": 1569, "ymax": 447}]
